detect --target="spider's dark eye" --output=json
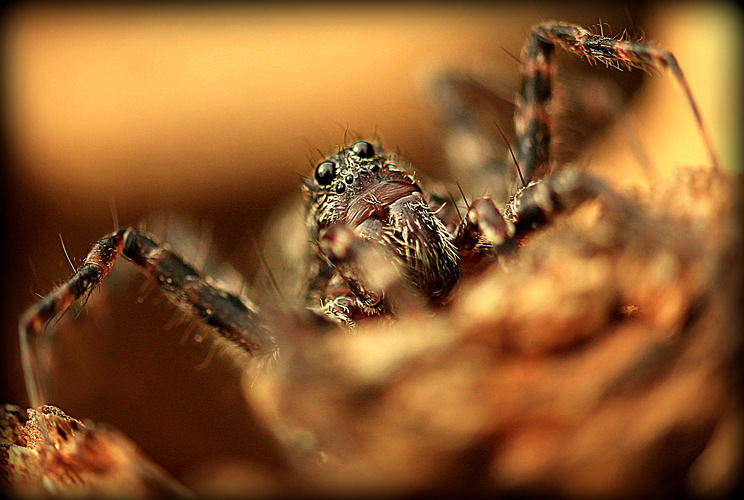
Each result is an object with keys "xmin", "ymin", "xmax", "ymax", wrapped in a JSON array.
[
  {"xmin": 315, "ymin": 161, "xmax": 336, "ymax": 186},
  {"xmin": 351, "ymin": 141, "xmax": 375, "ymax": 159}
]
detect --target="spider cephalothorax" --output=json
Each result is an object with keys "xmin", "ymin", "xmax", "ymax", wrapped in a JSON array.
[{"xmin": 303, "ymin": 140, "xmax": 460, "ymax": 321}]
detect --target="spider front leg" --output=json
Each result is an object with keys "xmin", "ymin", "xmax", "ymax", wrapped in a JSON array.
[
  {"xmin": 313, "ymin": 224, "xmax": 419, "ymax": 325},
  {"xmin": 516, "ymin": 21, "xmax": 719, "ymax": 182},
  {"xmin": 20, "ymin": 227, "xmax": 275, "ymax": 410}
]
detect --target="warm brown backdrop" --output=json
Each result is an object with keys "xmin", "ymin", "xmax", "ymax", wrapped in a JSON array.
[{"xmin": 2, "ymin": 2, "xmax": 738, "ymax": 486}]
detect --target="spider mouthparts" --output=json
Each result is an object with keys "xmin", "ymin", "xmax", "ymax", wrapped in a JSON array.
[{"xmin": 343, "ymin": 180, "xmax": 421, "ymax": 227}]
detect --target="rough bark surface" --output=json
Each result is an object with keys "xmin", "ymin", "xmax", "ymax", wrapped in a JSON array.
[{"xmin": 1, "ymin": 404, "xmax": 190, "ymax": 498}]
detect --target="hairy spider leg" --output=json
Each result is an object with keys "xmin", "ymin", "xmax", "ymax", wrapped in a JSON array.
[
  {"xmin": 454, "ymin": 197, "xmax": 516, "ymax": 273},
  {"xmin": 19, "ymin": 227, "xmax": 275, "ymax": 410},
  {"xmin": 426, "ymin": 21, "xmax": 719, "ymax": 275},
  {"xmin": 504, "ymin": 168, "xmax": 627, "ymax": 239},
  {"xmin": 447, "ymin": 170, "xmax": 620, "ymax": 267},
  {"xmin": 426, "ymin": 71, "xmax": 515, "ymax": 203},
  {"xmin": 515, "ymin": 21, "xmax": 719, "ymax": 184}
]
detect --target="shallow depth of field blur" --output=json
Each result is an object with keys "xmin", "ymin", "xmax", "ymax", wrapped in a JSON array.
[{"xmin": 2, "ymin": 2, "xmax": 739, "ymax": 486}]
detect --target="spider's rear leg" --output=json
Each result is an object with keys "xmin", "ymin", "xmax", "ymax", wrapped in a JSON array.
[
  {"xmin": 515, "ymin": 21, "xmax": 719, "ymax": 184},
  {"xmin": 20, "ymin": 227, "xmax": 274, "ymax": 410},
  {"xmin": 426, "ymin": 71, "xmax": 516, "ymax": 202}
]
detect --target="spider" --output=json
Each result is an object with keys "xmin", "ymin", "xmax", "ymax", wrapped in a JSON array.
[{"xmin": 15, "ymin": 21, "xmax": 731, "ymax": 496}]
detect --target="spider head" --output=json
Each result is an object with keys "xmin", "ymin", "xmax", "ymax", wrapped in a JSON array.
[
  {"xmin": 304, "ymin": 141, "xmax": 459, "ymax": 300},
  {"xmin": 304, "ymin": 141, "xmax": 421, "ymax": 232}
]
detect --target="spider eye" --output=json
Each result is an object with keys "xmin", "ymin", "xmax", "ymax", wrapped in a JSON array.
[
  {"xmin": 351, "ymin": 141, "xmax": 375, "ymax": 159},
  {"xmin": 315, "ymin": 161, "xmax": 336, "ymax": 186}
]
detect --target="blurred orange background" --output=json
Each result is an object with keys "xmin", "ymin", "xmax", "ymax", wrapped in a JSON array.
[{"xmin": 2, "ymin": 2, "xmax": 739, "ymax": 486}]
